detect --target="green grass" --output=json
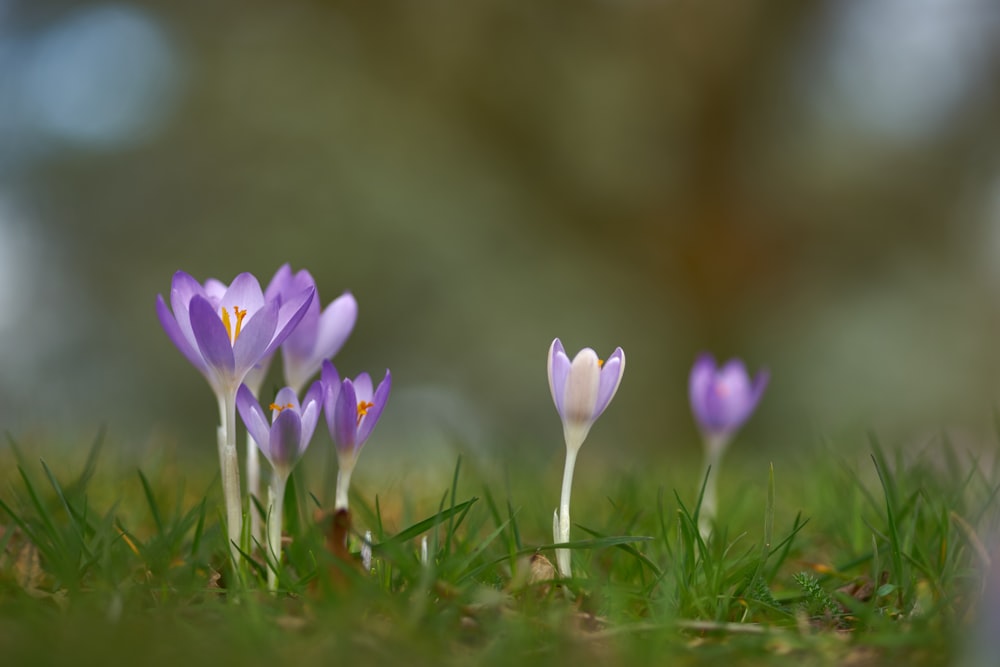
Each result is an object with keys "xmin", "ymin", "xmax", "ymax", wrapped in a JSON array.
[{"xmin": 0, "ymin": 430, "xmax": 996, "ymax": 666}]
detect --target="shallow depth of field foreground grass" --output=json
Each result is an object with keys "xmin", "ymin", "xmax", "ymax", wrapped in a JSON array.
[{"xmin": 0, "ymin": 430, "xmax": 997, "ymax": 667}]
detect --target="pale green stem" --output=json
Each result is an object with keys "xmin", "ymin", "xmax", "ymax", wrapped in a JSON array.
[
  {"xmin": 335, "ymin": 463, "xmax": 354, "ymax": 512},
  {"xmin": 698, "ymin": 433, "xmax": 729, "ymax": 540},
  {"xmin": 267, "ymin": 473, "xmax": 287, "ymax": 592},
  {"xmin": 555, "ymin": 446, "xmax": 579, "ymax": 578},
  {"xmin": 217, "ymin": 391, "xmax": 244, "ymax": 566},
  {"xmin": 246, "ymin": 432, "xmax": 262, "ymax": 549}
]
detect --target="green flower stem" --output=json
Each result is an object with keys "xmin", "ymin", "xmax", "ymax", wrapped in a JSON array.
[
  {"xmin": 555, "ymin": 446, "xmax": 579, "ymax": 578},
  {"xmin": 267, "ymin": 474, "xmax": 287, "ymax": 592},
  {"xmin": 217, "ymin": 391, "xmax": 244, "ymax": 566}
]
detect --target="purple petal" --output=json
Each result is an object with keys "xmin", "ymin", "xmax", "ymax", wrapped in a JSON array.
[
  {"xmin": 190, "ymin": 295, "xmax": 234, "ymax": 380},
  {"xmin": 221, "ymin": 273, "xmax": 265, "ymax": 317},
  {"xmin": 314, "ymin": 292, "xmax": 357, "ymax": 360},
  {"xmin": 547, "ymin": 338, "xmax": 570, "ymax": 416},
  {"xmin": 332, "ymin": 379, "xmax": 358, "ymax": 452},
  {"xmin": 272, "ymin": 386, "xmax": 300, "ymax": 414},
  {"xmin": 269, "ymin": 408, "xmax": 303, "ymax": 469},
  {"xmin": 688, "ymin": 353, "xmax": 717, "ymax": 429},
  {"xmin": 352, "ymin": 372, "xmax": 373, "ymax": 403},
  {"xmin": 299, "ymin": 380, "xmax": 325, "ymax": 448},
  {"xmin": 266, "ymin": 286, "xmax": 315, "ymax": 356},
  {"xmin": 156, "ymin": 294, "xmax": 205, "ymax": 373},
  {"xmin": 321, "ymin": 360, "xmax": 341, "ymax": 432},
  {"xmin": 169, "ymin": 271, "xmax": 204, "ymax": 351},
  {"xmin": 357, "ymin": 370, "xmax": 391, "ymax": 444},
  {"xmin": 282, "ymin": 273, "xmax": 320, "ymax": 368},
  {"xmin": 202, "ymin": 278, "xmax": 227, "ymax": 306},
  {"xmin": 232, "ymin": 298, "xmax": 278, "ymax": 379},
  {"xmin": 236, "ymin": 384, "xmax": 271, "ymax": 450},
  {"xmin": 263, "ymin": 264, "xmax": 293, "ymax": 303},
  {"xmin": 593, "ymin": 346, "xmax": 625, "ymax": 418}
]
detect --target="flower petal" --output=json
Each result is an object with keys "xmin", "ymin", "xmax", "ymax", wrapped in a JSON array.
[
  {"xmin": 333, "ymin": 379, "xmax": 358, "ymax": 453},
  {"xmin": 688, "ymin": 352, "xmax": 717, "ymax": 430},
  {"xmin": 190, "ymin": 295, "xmax": 235, "ymax": 380},
  {"xmin": 314, "ymin": 292, "xmax": 357, "ymax": 360},
  {"xmin": 169, "ymin": 270, "xmax": 204, "ymax": 352},
  {"xmin": 269, "ymin": 408, "xmax": 302, "ymax": 470},
  {"xmin": 232, "ymin": 298, "xmax": 278, "ymax": 379},
  {"xmin": 593, "ymin": 347, "xmax": 625, "ymax": 418},
  {"xmin": 299, "ymin": 380, "xmax": 325, "ymax": 449},
  {"xmin": 321, "ymin": 360, "xmax": 341, "ymax": 432},
  {"xmin": 562, "ymin": 348, "xmax": 600, "ymax": 427},
  {"xmin": 357, "ymin": 370, "xmax": 391, "ymax": 444},
  {"xmin": 221, "ymin": 272, "xmax": 265, "ymax": 317},
  {"xmin": 547, "ymin": 338, "xmax": 570, "ymax": 417},
  {"xmin": 272, "ymin": 386, "xmax": 300, "ymax": 415},
  {"xmin": 156, "ymin": 294, "xmax": 205, "ymax": 373},
  {"xmin": 266, "ymin": 286, "xmax": 315, "ymax": 357},
  {"xmin": 236, "ymin": 384, "xmax": 271, "ymax": 450},
  {"xmin": 263, "ymin": 264, "xmax": 293, "ymax": 303},
  {"xmin": 352, "ymin": 372, "xmax": 374, "ymax": 403}
]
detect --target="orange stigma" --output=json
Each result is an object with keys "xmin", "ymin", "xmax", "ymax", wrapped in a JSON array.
[
  {"xmin": 598, "ymin": 359, "xmax": 604, "ymax": 368},
  {"xmin": 269, "ymin": 402, "xmax": 295, "ymax": 412},
  {"xmin": 357, "ymin": 400, "xmax": 375, "ymax": 425},
  {"xmin": 221, "ymin": 306, "xmax": 248, "ymax": 344}
]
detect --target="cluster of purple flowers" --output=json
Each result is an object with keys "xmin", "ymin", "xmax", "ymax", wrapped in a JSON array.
[
  {"xmin": 157, "ymin": 266, "xmax": 768, "ymax": 585},
  {"xmin": 157, "ymin": 267, "xmax": 389, "ymax": 583}
]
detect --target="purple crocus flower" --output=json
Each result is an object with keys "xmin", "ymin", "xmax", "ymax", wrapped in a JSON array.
[
  {"xmin": 547, "ymin": 338, "xmax": 626, "ymax": 452},
  {"xmin": 236, "ymin": 380, "xmax": 323, "ymax": 589},
  {"xmin": 321, "ymin": 360, "xmax": 391, "ymax": 510},
  {"xmin": 277, "ymin": 265, "xmax": 358, "ymax": 394},
  {"xmin": 236, "ymin": 382, "xmax": 323, "ymax": 479},
  {"xmin": 689, "ymin": 353, "xmax": 769, "ymax": 444},
  {"xmin": 689, "ymin": 352, "xmax": 768, "ymax": 538},
  {"xmin": 155, "ymin": 270, "xmax": 313, "ymax": 561},
  {"xmin": 155, "ymin": 270, "xmax": 314, "ymax": 396},
  {"xmin": 547, "ymin": 337, "xmax": 625, "ymax": 578}
]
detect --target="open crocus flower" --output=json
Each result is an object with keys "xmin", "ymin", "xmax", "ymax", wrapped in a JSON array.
[
  {"xmin": 156, "ymin": 271, "xmax": 315, "ymax": 397},
  {"xmin": 155, "ymin": 270, "xmax": 314, "ymax": 562},
  {"xmin": 688, "ymin": 353, "xmax": 769, "ymax": 538},
  {"xmin": 237, "ymin": 381, "xmax": 323, "ymax": 590},
  {"xmin": 321, "ymin": 360, "xmax": 391, "ymax": 511},
  {"xmin": 547, "ymin": 338, "xmax": 625, "ymax": 578},
  {"xmin": 274, "ymin": 265, "xmax": 358, "ymax": 394},
  {"xmin": 237, "ymin": 383, "xmax": 323, "ymax": 480}
]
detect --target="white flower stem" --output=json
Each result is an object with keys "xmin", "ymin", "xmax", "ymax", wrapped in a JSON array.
[
  {"xmin": 246, "ymin": 433, "xmax": 261, "ymax": 549},
  {"xmin": 267, "ymin": 473, "xmax": 287, "ymax": 592},
  {"xmin": 217, "ymin": 391, "xmax": 244, "ymax": 566},
  {"xmin": 556, "ymin": 446, "xmax": 579, "ymax": 578},
  {"xmin": 334, "ymin": 464, "xmax": 354, "ymax": 512},
  {"xmin": 698, "ymin": 434, "xmax": 729, "ymax": 540}
]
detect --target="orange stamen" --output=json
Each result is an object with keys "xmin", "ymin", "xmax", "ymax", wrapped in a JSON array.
[
  {"xmin": 598, "ymin": 359, "xmax": 604, "ymax": 368},
  {"xmin": 357, "ymin": 400, "xmax": 375, "ymax": 426},
  {"xmin": 269, "ymin": 402, "xmax": 295, "ymax": 412},
  {"xmin": 221, "ymin": 306, "xmax": 248, "ymax": 344}
]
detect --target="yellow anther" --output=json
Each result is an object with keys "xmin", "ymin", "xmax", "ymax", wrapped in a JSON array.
[
  {"xmin": 221, "ymin": 306, "xmax": 248, "ymax": 344},
  {"xmin": 598, "ymin": 359, "xmax": 604, "ymax": 368},
  {"xmin": 356, "ymin": 400, "xmax": 375, "ymax": 426},
  {"xmin": 269, "ymin": 402, "xmax": 295, "ymax": 412}
]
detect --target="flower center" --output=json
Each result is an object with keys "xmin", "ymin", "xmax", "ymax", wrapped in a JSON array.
[
  {"xmin": 597, "ymin": 359, "xmax": 604, "ymax": 368},
  {"xmin": 221, "ymin": 306, "xmax": 248, "ymax": 345},
  {"xmin": 269, "ymin": 402, "xmax": 295, "ymax": 412},
  {"xmin": 357, "ymin": 400, "xmax": 375, "ymax": 425}
]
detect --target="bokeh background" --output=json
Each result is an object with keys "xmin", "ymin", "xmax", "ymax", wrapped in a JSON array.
[{"xmin": 3, "ymin": 0, "xmax": 1000, "ymax": 488}]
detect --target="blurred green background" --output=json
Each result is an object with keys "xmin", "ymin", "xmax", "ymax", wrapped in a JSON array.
[{"xmin": 2, "ymin": 0, "xmax": 1000, "ymax": 485}]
